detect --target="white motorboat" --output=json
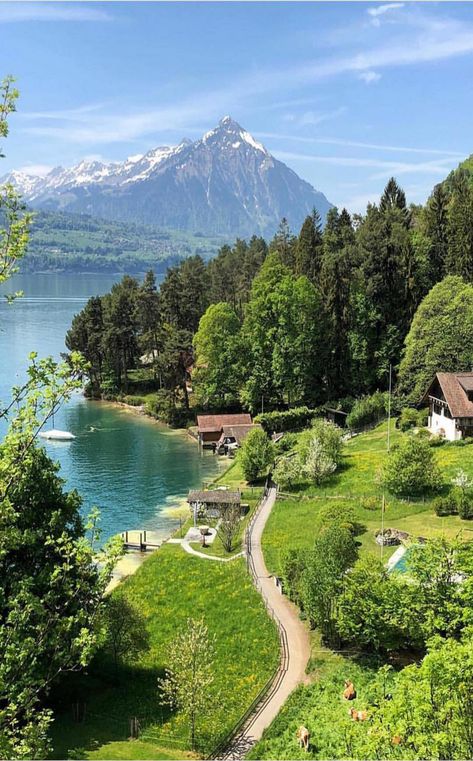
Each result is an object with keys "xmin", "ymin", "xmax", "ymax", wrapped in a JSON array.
[{"xmin": 39, "ymin": 429, "xmax": 76, "ymax": 441}]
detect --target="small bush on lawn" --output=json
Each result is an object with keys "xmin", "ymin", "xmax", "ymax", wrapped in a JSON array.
[
  {"xmin": 360, "ymin": 495, "xmax": 380, "ymax": 511},
  {"xmin": 433, "ymin": 495, "xmax": 458, "ymax": 516},
  {"xmin": 429, "ymin": 434, "xmax": 446, "ymax": 447},
  {"xmin": 383, "ymin": 436, "xmax": 442, "ymax": 497}
]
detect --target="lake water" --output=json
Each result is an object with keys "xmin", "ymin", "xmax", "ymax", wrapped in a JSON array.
[{"xmin": 0, "ymin": 273, "xmax": 222, "ymax": 542}]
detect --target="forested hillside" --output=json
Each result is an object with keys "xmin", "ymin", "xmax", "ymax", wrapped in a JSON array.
[
  {"xmin": 66, "ymin": 170, "xmax": 473, "ymax": 419},
  {"xmin": 22, "ymin": 211, "xmax": 223, "ymax": 272}
]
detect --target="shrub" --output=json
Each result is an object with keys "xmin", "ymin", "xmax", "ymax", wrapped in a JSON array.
[
  {"xmin": 360, "ymin": 495, "xmax": 380, "ymax": 511},
  {"xmin": 304, "ymin": 438, "xmax": 336, "ymax": 485},
  {"xmin": 457, "ymin": 495, "xmax": 473, "ymax": 519},
  {"xmin": 145, "ymin": 390, "xmax": 189, "ymax": 427},
  {"xmin": 433, "ymin": 495, "xmax": 458, "ymax": 517},
  {"xmin": 273, "ymin": 454, "xmax": 302, "ymax": 491},
  {"xmin": 383, "ymin": 436, "xmax": 443, "ymax": 496},
  {"xmin": 346, "ymin": 391, "xmax": 388, "ymax": 430},
  {"xmin": 429, "ymin": 434, "xmax": 446, "ymax": 447},
  {"xmin": 238, "ymin": 428, "xmax": 275, "ymax": 483},
  {"xmin": 254, "ymin": 406, "xmax": 316, "ymax": 434},
  {"xmin": 399, "ymin": 407, "xmax": 428, "ymax": 431},
  {"xmin": 274, "ymin": 432, "xmax": 297, "ymax": 454},
  {"xmin": 122, "ymin": 395, "xmax": 147, "ymax": 406},
  {"xmin": 280, "ymin": 548, "xmax": 308, "ymax": 605},
  {"xmin": 298, "ymin": 419, "xmax": 344, "ymax": 465}
]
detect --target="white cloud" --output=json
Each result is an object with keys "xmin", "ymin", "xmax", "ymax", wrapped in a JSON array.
[
  {"xmin": 16, "ymin": 7, "xmax": 473, "ymax": 149},
  {"xmin": 357, "ymin": 70, "xmax": 381, "ymax": 84},
  {"xmin": 273, "ymin": 150, "xmax": 456, "ymax": 180},
  {"xmin": 0, "ymin": 3, "xmax": 112, "ymax": 23},
  {"xmin": 368, "ymin": 3, "xmax": 405, "ymax": 18},
  {"xmin": 367, "ymin": 3, "xmax": 405, "ymax": 27},
  {"xmin": 16, "ymin": 163, "xmax": 53, "ymax": 177},
  {"xmin": 257, "ymin": 133, "xmax": 464, "ymax": 158}
]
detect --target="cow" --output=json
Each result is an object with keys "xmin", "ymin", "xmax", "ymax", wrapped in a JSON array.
[
  {"xmin": 349, "ymin": 708, "xmax": 368, "ymax": 722},
  {"xmin": 343, "ymin": 680, "xmax": 357, "ymax": 700},
  {"xmin": 392, "ymin": 735, "xmax": 402, "ymax": 746},
  {"xmin": 296, "ymin": 726, "xmax": 310, "ymax": 751}
]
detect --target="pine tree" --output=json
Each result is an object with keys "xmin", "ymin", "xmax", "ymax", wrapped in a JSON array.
[
  {"xmin": 424, "ymin": 184, "xmax": 449, "ymax": 283},
  {"xmin": 446, "ymin": 177, "xmax": 473, "ymax": 282},
  {"xmin": 295, "ymin": 209, "xmax": 323, "ymax": 282},
  {"xmin": 269, "ymin": 218, "xmax": 297, "ymax": 270},
  {"xmin": 320, "ymin": 208, "xmax": 355, "ymax": 397}
]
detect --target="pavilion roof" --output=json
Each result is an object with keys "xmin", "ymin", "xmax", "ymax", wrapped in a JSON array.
[{"xmin": 187, "ymin": 489, "xmax": 241, "ymax": 505}]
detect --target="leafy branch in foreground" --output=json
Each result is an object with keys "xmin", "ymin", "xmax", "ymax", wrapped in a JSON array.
[
  {"xmin": 0, "ymin": 76, "xmax": 32, "ymax": 293},
  {"xmin": 0, "ymin": 352, "xmax": 122, "ymax": 759}
]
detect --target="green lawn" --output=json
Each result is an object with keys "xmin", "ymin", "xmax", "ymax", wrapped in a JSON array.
[
  {"xmin": 263, "ymin": 421, "xmax": 473, "ymax": 575},
  {"xmin": 248, "ymin": 653, "xmax": 394, "ymax": 760},
  {"xmin": 49, "ymin": 545, "xmax": 278, "ymax": 760}
]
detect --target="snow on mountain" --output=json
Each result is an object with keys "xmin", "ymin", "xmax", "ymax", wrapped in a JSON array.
[{"xmin": 1, "ymin": 117, "xmax": 332, "ymax": 237}]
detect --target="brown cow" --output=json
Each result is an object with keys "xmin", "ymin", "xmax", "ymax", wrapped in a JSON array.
[
  {"xmin": 343, "ymin": 680, "xmax": 357, "ymax": 700},
  {"xmin": 392, "ymin": 735, "xmax": 402, "ymax": 746},
  {"xmin": 296, "ymin": 726, "xmax": 310, "ymax": 751},
  {"xmin": 349, "ymin": 708, "xmax": 368, "ymax": 722}
]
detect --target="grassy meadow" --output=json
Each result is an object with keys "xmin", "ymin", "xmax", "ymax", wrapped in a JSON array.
[
  {"xmin": 49, "ymin": 545, "xmax": 278, "ymax": 760},
  {"xmin": 263, "ymin": 420, "xmax": 473, "ymax": 575}
]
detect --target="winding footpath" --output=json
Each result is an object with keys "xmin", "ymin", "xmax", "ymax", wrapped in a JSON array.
[{"xmin": 218, "ymin": 486, "xmax": 311, "ymax": 759}]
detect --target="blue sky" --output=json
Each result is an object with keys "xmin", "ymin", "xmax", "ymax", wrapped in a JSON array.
[{"xmin": 1, "ymin": 1, "xmax": 472, "ymax": 213}]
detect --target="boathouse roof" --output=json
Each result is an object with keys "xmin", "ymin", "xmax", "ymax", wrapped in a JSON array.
[{"xmin": 196, "ymin": 413, "xmax": 252, "ymax": 434}]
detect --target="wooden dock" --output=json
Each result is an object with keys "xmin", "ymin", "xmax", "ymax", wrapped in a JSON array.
[{"xmin": 120, "ymin": 529, "xmax": 164, "ymax": 551}]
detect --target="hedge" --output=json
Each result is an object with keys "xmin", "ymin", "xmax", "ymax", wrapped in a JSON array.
[{"xmin": 255, "ymin": 406, "xmax": 317, "ymax": 434}]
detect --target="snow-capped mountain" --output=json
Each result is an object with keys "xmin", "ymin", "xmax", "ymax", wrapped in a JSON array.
[{"xmin": 2, "ymin": 117, "xmax": 332, "ymax": 236}]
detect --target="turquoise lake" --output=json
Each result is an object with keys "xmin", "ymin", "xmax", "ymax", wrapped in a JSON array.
[{"xmin": 0, "ymin": 273, "xmax": 223, "ymax": 542}]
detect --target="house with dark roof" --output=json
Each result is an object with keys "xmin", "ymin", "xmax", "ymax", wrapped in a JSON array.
[
  {"xmin": 421, "ymin": 372, "xmax": 473, "ymax": 441},
  {"xmin": 196, "ymin": 413, "xmax": 253, "ymax": 446}
]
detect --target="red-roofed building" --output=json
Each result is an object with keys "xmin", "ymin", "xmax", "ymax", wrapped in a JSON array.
[
  {"xmin": 421, "ymin": 372, "xmax": 473, "ymax": 441},
  {"xmin": 196, "ymin": 413, "xmax": 253, "ymax": 446}
]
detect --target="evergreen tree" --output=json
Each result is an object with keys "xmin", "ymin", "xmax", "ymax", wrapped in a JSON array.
[
  {"xmin": 66, "ymin": 296, "xmax": 104, "ymax": 396},
  {"xmin": 269, "ymin": 218, "xmax": 296, "ymax": 270},
  {"xmin": 319, "ymin": 208, "xmax": 356, "ymax": 396},
  {"xmin": 102, "ymin": 276, "xmax": 139, "ymax": 391},
  {"xmin": 137, "ymin": 271, "xmax": 162, "ymax": 381},
  {"xmin": 424, "ymin": 183, "xmax": 449, "ymax": 282},
  {"xmin": 446, "ymin": 175, "xmax": 473, "ymax": 281},
  {"xmin": 294, "ymin": 209, "xmax": 323, "ymax": 282}
]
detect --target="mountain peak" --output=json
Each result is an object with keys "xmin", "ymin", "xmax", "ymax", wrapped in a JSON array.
[
  {"xmin": 218, "ymin": 115, "xmax": 241, "ymax": 130},
  {"xmin": 2, "ymin": 119, "xmax": 333, "ymax": 236}
]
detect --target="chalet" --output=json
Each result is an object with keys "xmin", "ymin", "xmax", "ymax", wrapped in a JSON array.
[
  {"xmin": 196, "ymin": 413, "xmax": 253, "ymax": 446},
  {"xmin": 422, "ymin": 372, "xmax": 473, "ymax": 441}
]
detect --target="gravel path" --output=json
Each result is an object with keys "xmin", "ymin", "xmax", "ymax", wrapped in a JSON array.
[{"xmin": 218, "ymin": 486, "xmax": 310, "ymax": 759}]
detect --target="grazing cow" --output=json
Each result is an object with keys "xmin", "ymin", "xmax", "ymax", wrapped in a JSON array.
[
  {"xmin": 343, "ymin": 680, "xmax": 357, "ymax": 700},
  {"xmin": 349, "ymin": 708, "xmax": 368, "ymax": 722},
  {"xmin": 296, "ymin": 726, "xmax": 310, "ymax": 751}
]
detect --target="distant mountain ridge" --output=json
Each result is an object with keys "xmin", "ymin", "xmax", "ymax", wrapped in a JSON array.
[{"xmin": 2, "ymin": 117, "xmax": 332, "ymax": 237}]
